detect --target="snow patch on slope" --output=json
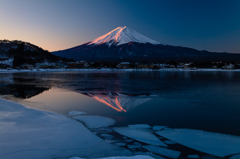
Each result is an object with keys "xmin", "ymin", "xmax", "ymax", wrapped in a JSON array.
[{"xmin": 88, "ymin": 26, "xmax": 160, "ymax": 47}]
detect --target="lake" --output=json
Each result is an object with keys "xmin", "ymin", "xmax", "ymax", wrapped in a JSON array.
[{"xmin": 1, "ymin": 71, "xmax": 240, "ymax": 136}]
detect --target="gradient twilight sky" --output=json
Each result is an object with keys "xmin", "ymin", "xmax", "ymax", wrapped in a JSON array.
[{"xmin": 0, "ymin": 0, "xmax": 240, "ymax": 53}]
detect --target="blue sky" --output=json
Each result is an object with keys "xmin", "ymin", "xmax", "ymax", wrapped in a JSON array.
[{"xmin": 0, "ymin": 0, "xmax": 240, "ymax": 52}]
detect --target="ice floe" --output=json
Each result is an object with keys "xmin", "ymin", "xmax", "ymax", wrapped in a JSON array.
[
  {"xmin": 125, "ymin": 139, "xmax": 134, "ymax": 143},
  {"xmin": 0, "ymin": 98, "xmax": 131, "ymax": 159},
  {"xmin": 97, "ymin": 128, "xmax": 113, "ymax": 133},
  {"xmin": 163, "ymin": 140, "xmax": 176, "ymax": 145},
  {"xmin": 143, "ymin": 145, "xmax": 181, "ymax": 158},
  {"xmin": 156, "ymin": 129, "xmax": 240, "ymax": 157},
  {"xmin": 229, "ymin": 154, "xmax": 240, "ymax": 159},
  {"xmin": 128, "ymin": 124, "xmax": 151, "ymax": 129},
  {"xmin": 127, "ymin": 142, "xmax": 142, "ymax": 149},
  {"xmin": 101, "ymin": 134, "xmax": 115, "ymax": 139},
  {"xmin": 69, "ymin": 155, "xmax": 155, "ymax": 159},
  {"xmin": 201, "ymin": 155, "xmax": 219, "ymax": 159},
  {"xmin": 134, "ymin": 152, "xmax": 166, "ymax": 159},
  {"xmin": 68, "ymin": 111, "xmax": 86, "ymax": 117},
  {"xmin": 113, "ymin": 127, "xmax": 167, "ymax": 147},
  {"xmin": 152, "ymin": 126, "xmax": 167, "ymax": 131},
  {"xmin": 187, "ymin": 154, "xmax": 200, "ymax": 158},
  {"xmin": 73, "ymin": 115, "xmax": 116, "ymax": 129},
  {"xmin": 114, "ymin": 143, "xmax": 127, "ymax": 147},
  {"xmin": 105, "ymin": 139, "xmax": 118, "ymax": 144}
]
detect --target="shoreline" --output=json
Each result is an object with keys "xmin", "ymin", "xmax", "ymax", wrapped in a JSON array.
[{"xmin": 1, "ymin": 68, "xmax": 240, "ymax": 73}]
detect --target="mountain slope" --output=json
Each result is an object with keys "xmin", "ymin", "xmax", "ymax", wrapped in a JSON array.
[
  {"xmin": 88, "ymin": 26, "xmax": 160, "ymax": 46},
  {"xmin": 0, "ymin": 40, "xmax": 73, "ymax": 67},
  {"xmin": 52, "ymin": 27, "xmax": 240, "ymax": 62}
]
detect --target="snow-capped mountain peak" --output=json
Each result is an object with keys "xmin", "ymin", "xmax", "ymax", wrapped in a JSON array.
[{"xmin": 88, "ymin": 26, "xmax": 160, "ymax": 46}]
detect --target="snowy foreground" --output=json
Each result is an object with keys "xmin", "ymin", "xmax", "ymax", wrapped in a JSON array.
[
  {"xmin": 1, "ymin": 68, "xmax": 240, "ymax": 73},
  {"xmin": 0, "ymin": 98, "xmax": 132, "ymax": 159},
  {"xmin": 67, "ymin": 111, "xmax": 240, "ymax": 159},
  {"xmin": 1, "ymin": 99, "xmax": 240, "ymax": 159}
]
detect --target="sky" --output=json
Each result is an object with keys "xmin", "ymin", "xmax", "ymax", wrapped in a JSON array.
[{"xmin": 0, "ymin": 0, "xmax": 240, "ymax": 53}]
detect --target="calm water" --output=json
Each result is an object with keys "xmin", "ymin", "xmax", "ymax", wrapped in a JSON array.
[{"xmin": 1, "ymin": 71, "xmax": 240, "ymax": 136}]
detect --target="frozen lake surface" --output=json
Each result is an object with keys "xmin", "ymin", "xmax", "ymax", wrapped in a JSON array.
[{"xmin": 1, "ymin": 71, "xmax": 240, "ymax": 158}]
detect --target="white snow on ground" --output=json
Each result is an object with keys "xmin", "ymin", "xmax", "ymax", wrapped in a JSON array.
[
  {"xmin": 69, "ymin": 155, "xmax": 155, "ymax": 159},
  {"xmin": 0, "ymin": 59, "xmax": 13, "ymax": 66},
  {"xmin": 88, "ymin": 26, "xmax": 160, "ymax": 47},
  {"xmin": 128, "ymin": 124, "xmax": 151, "ymax": 129},
  {"xmin": 0, "ymin": 98, "xmax": 131, "ymax": 159},
  {"xmin": 143, "ymin": 145, "xmax": 181, "ymax": 159},
  {"xmin": 113, "ymin": 127, "xmax": 167, "ymax": 147},
  {"xmin": 68, "ymin": 111, "xmax": 86, "ymax": 117},
  {"xmin": 156, "ymin": 129, "xmax": 240, "ymax": 157},
  {"xmin": 73, "ymin": 115, "xmax": 116, "ymax": 129}
]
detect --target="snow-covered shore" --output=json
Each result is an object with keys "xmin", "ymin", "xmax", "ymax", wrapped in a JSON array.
[
  {"xmin": 1, "ymin": 68, "xmax": 240, "ymax": 73},
  {"xmin": 0, "ymin": 98, "xmax": 131, "ymax": 159}
]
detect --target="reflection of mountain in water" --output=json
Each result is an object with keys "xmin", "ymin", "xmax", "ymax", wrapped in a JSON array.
[
  {"xmin": 0, "ymin": 76, "xmax": 51, "ymax": 99},
  {"xmin": 83, "ymin": 93, "xmax": 153, "ymax": 112}
]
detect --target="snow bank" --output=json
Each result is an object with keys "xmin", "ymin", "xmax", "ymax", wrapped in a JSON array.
[
  {"xmin": 113, "ymin": 127, "xmax": 167, "ymax": 147},
  {"xmin": 156, "ymin": 129, "xmax": 240, "ymax": 157},
  {"xmin": 0, "ymin": 98, "xmax": 131, "ymax": 159},
  {"xmin": 73, "ymin": 115, "xmax": 116, "ymax": 129}
]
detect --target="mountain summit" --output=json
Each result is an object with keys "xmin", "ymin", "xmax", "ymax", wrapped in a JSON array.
[
  {"xmin": 88, "ymin": 26, "xmax": 160, "ymax": 46},
  {"xmin": 52, "ymin": 27, "xmax": 240, "ymax": 62}
]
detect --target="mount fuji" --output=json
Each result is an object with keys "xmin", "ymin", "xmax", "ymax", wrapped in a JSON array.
[
  {"xmin": 52, "ymin": 26, "xmax": 240, "ymax": 62},
  {"xmin": 88, "ymin": 26, "xmax": 160, "ymax": 47}
]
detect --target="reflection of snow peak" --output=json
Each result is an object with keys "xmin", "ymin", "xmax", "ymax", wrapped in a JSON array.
[{"xmin": 85, "ymin": 93, "xmax": 152, "ymax": 112}]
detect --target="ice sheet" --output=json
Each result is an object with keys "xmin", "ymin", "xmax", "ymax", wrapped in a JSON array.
[
  {"xmin": 128, "ymin": 124, "xmax": 151, "ymax": 129},
  {"xmin": 113, "ymin": 127, "xmax": 167, "ymax": 147},
  {"xmin": 0, "ymin": 98, "xmax": 131, "ymax": 159},
  {"xmin": 156, "ymin": 129, "xmax": 240, "ymax": 157},
  {"xmin": 68, "ymin": 111, "xmax": 86, "ymax": 117},
  {"xmin": 73, "ymin": 115, "xmax": 116, "ymax": 129},
  {"xmin": 143, "ymin": 145, "xmax": 181, "ymax": 158}
]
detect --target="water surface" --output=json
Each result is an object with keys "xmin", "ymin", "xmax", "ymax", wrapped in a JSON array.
[{"xmin": 1, "ymin": 71, "xmax": 240, "ymax": 136}]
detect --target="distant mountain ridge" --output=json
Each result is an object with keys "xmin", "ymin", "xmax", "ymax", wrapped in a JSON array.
[
  {"xmin": 52, "ymin": 26, "xmax": 240, "ymax": 62},
  {"xmin": 0, "ymin": 40, "xmax": 72, "ymax": 67}
]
